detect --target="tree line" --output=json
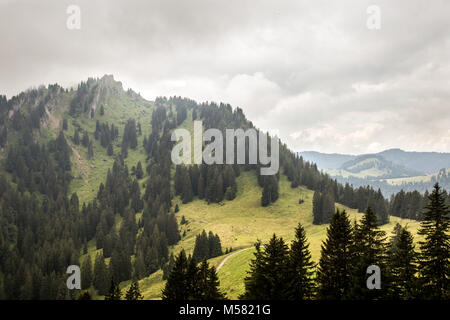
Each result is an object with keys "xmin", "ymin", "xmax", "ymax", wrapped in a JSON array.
[
  {"xmin": 241, "ymin": 183, "xmax": 450, "ymax": 300},
  {"xmin": 163, "ymin": 183, "xmax": 450, "ymax": 300},
  {"xmin": 192, "ymin": 230, "xmax": 223, "ymax": 261}
]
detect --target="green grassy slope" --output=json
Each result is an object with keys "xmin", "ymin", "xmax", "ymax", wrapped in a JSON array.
[
  {"xmin": 67, "ymin": 91, "xmax": 154, "ymax": 204},
  {"xmin": 131, "ymin": 171, "xmax": 421, "ymax": 300}
]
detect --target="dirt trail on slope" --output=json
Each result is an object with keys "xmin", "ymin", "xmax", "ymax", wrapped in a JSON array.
[{"xmin": 217, "ymin": 247, "xmax": 252, "ymax": 271}]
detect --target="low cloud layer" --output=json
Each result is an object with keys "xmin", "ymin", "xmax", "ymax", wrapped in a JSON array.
[{"xmin": 1, "ymin": 0, "xmax": 449, "ymax": 154}]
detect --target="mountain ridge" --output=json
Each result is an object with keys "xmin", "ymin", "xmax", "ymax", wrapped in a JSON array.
[{"xmin": 299, "ymin": 149, "xmax": 450, "ymax": 174}]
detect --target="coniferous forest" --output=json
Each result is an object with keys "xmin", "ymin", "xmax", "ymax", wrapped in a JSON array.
[{"xmin": 0, "ymin": 77, "xmax": 449, "ymax": 301}]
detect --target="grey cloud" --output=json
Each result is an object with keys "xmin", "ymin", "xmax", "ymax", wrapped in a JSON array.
[{"xmin": 0, "ymin": 0, "xmax": 449, "ymax": 153}]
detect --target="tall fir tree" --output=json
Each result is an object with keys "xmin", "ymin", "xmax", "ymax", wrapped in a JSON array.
[
  {"xmin": 346, "ymin": 206, "xmax": 387, "ymax": 300},
  {"xmin": 312, "ymin": 191, "xmax": 322, "ymax": 224},
  {"xmin": 285, "ymin": 222, "xmax": 315, "ymax": 300},
  {"xmin": 181, "ymin": 169, "xmax": 193, "ymax": 204},
  {"xmin": 313, "ymin": 190, "xmax": 335, "ymax": 225},
  {"xmin": 125, "ymin": 281, "xmax": 143, "ymax": 300},
  {"xmin": 107, "ymin": 143, "xmax": 114, "ymax": 156},
  {"xmin": 81, "ymin": 255, "xmax": 93, "ymax": 290},
  {"xmin": 261, "ymin": 175, "xmax": 279, "ymax": 207},
  {"xmin": 136, "ymin": 161, "xmax": 144, "ymax": 179},
  {"xmin": 386, "ymin": 223, "xmax": 418, "ymax": 299},
  {"xmin": 162, "ymin": 250, "xmax": 189, "ymax": 300},
  {"xmin": 196, "ymin": 260, "xmax": 226, "ymax": 300},
  {"xmin": 241, "ymin": 234, "xmax": 290, "ymax": 300},
  {"xmin": 74, "ymin": 129, "xmax": 80, "ymax": 145},
  {"xmin": 82, "ymin": 131, "xmax": 89, "ymax": 147},
  {"xmin": 88, "ymin": 141, "xmax": 94, "ymax": 160},
  {"xmin": 317, "ymin": 209, "xmax": 353, "ymax": 299},
  {"xmin": 417, "ymin": 183, "xmax": 450, "ymax": 299},
  {"xmin": 93, "ymin": 253, "xmax": 109, "ymax": 295},
  {"xmin": 105, "ymin": 278, "xmax": 122, "ymax": 300}
]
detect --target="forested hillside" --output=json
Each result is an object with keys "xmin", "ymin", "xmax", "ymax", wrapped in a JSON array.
[{"xmin": 0, "ymin": 75, "xmax": 448, "ymax": 299}]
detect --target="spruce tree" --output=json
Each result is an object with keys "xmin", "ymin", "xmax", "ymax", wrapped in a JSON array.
[
  {"xmin": 186, "ymin": 255, "xmax": 200, "ymax": 298},
  {"xmin": 215, "ymin": 175, "xmax": 224, "ymax": 202},
  {"xmin": 261, "ymin": 175, "xmax": 279, "ymax": 207},
  {"xmin": 181, "ymin": 170, "xmax": 193, "ymax": 204},
  {"xmin": 88, "ymin": 141, "xmax": 94, "ymax": 160},
  {"xmin": 133, "ymin": 251, "xmax": 146, "ymax": 280},
  {"xmin": 82, "ymin": 131, "xmax": 89, "ymax": 147},
  {"xmin": 313, "ymin": 190, "xmax": 334, "ymax": 225},
  {"xmin": 196, "ymin": 260, "xmax": 226, "ymax": 300},
  {"xmin": 285, "ymin": 222, "xmax": 315, "ymax": 300},
  {"xmin": 241, "ymin": 234, "xmax": 290, "ymax": 299},
  {"xmin": 81, "ymin": 255, "xmax": 93, "ymax": 290},
  {"xmin": 74, "ymin": 130, "xmax": 80, "ymax": 145},
  {"xmin": 136, "ymin": 161, "xmax": 144, "ymax": 179},
  {"xmin": 105, "ymin": 278, "xmax": 122, "ymax": 300},
  {"xmin": 312, "ymin": 191, "xmax": 322, "ymax": 224},
  {"xmin": 121, "ymin": 140, "xmax": 128, "ymax": 158},
  {"xmin": 224, "ymin": 187, "xmax": 235, "ymax": 200},
  {"xmin": 125, "ymin": 281, "xmax": 143, "ymax": 300},
  {"xmin": 193, "ymin": 230, "xmax": 209, "ymax": 261},
  {"xmin": 417, "ymin": 183, "xmax": 450, "ymax": 299},
  {"xmin": 321, "ymin": 191, "xmax": 335, "ymax": 224},
  {"xmin": 387, "ymin": 224, "xmax": 418, "ymax": 299},
  {"xmin": 346, "ymin": 206, "xmax": 387, "ymax": 300},
  {"xmin": 162, "ymin": 253, "xmax": 175, "ymax": 280},
  {"xmin": 317, "ymin": 209, "xmax": 353, "ymax": 300},
  {"xmin": 261, "ymin": 182, "xmax": 271, "ymax": 207},
  {"xmin": 212, "ymin": 234, "xmax": 223, "ymax": 257},
  {"xmin": 93, "ymin": 253, "xmax": 109, "ymax": 295},
  {"xmin": 107, "ymin": 143, "xmax": 114, "ymax": 156},
  {"xmin": 162, "ymin": 250, "xmax": 189, "ymax": 300},
  {"xmin": 197, "ymin": 174, "xmax": 205, "ymax": 199}
]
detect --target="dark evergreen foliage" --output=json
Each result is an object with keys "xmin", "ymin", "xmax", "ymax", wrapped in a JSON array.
[
  {"xmin": 346, "ymin": 207, "xmax": 387, "ymax": 300},
  {"xmin": 285, "ymin": 223, "xmax": 316, "ymax": 300},
  {"xmin": 241, "ymin": 235, "xmax": 290, "ymax": 300},
  {"xmin": 162, "ymin": 251, "xmax": 225, "ymax": 300},
  {"xmin": 316, "ymin": 209, "xmax": 353, "ymax": 299},
  {"xmin": 417, "ymin": 183, "xmax": 450, "ymax": 299},
  {"xmin": 386, "ymin": 224, "xmax": 418, "ymax": 299},
  {"xmin": 93, "ymin": 253, "xmax": 110, "ymax": 295},
  {"xmin": 192, "ymin": 230, "xmax": 223, "ymax": 261},
  {"xmin": 312, "ymin": 190, "xmax": 335, "ymax": 224},
  {"xmin": 105, "ymin": 278, "xmax": 122, "ymax": 300},
  {"xmin": 125, "ymin": 281, "xmax": 143, "ymax": 300}
]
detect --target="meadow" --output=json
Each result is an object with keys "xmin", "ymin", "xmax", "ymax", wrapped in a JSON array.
[{"xmin": 134, "ymin": 171, "xmax": 421, "ymax": 299}]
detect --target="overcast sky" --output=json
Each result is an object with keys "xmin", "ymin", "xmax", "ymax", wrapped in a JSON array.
[{"xmin": 1, "ymin": 0, "xmax": 449, "ymax": 154}]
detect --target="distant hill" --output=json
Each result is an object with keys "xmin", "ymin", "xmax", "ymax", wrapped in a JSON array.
[
  {"xmin": 299, "ymin": 149, "xmax": 450, "ymax": 175},
  {"xmin": 339, "ymin": 154, "xmax": 423, "ymax": 178},
  {"xmin": 378, "ymin": 148, "xmax": 450, "ymax": 174},
  {"xmin": 299, "ymin": 149, "xmax": 450, "ymax": 196},
  {"xmin": 299, "ymin": 151, "xmax": 355, "ymax": 169}
]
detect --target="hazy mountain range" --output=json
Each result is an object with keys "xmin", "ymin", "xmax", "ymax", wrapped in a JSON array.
[
  {"xmin": 299, "ymin": 149, "xmax": 450, "ymax": 196},
  {"xmin": 299, "ymin": 149, "xmax": 450, "ymax": 174}
]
